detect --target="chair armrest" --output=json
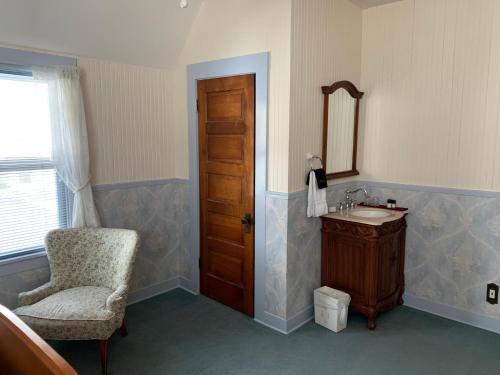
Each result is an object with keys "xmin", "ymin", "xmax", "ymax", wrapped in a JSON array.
[
  {"xmin": 106, "ymin": 285, "xmax": 128, "ymax": 313},
  {"xmin": 18, "ymin": 282, "xmax": 59, "ymax": 307}
]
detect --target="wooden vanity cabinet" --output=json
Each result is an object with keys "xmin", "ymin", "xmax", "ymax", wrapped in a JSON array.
[{"xmin": 321, "ymin": 215, "xmax": 407, "ymax": 330}]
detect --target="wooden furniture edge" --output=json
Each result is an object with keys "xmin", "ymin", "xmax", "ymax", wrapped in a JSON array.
[{"xmin": 0, "ymin": 304, "xmax": 78, "ymax": 375}]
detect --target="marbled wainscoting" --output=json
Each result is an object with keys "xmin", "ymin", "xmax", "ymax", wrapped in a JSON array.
[
  {"xmin": 0, "ymin": 266, "xmax": 50, "ymax": 309},
  {"xmin": 267, "ymin": 180, "xmax": 500, "ymax": 332},
  {"xmin": 0, "ymin": 179, "xmax": 191, "ymax": 309},
  {"xmin": 264, "ymin": 194, "xmax": 288, "ymax": 319},
  {"xmin": 286, "ymin": 194, "xmax": 321, "ymax": 320},
  {"xmin": 286, "ymin": 182, "xmax": 353, "ymax": 319},
  {"xmin": 93, "ymin": 180, "xmax": 191, "ymax": 293},
  {"xmin": 362, "ymin": 183, "xmax": 500, "ymax": 321},
  {"xmin": 264, "ymin": 182, "xmax": 353, "ymax": 326}
]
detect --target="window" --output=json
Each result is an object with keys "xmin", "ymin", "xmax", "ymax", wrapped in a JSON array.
[{"xmin": 0, "ymin": 68, "xmax": 68, "ymax": 259}]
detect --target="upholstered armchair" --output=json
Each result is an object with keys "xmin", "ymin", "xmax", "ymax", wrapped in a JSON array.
[{"xmin": 14, "ymin": 228, "xmax": 139, "ymax": 375}]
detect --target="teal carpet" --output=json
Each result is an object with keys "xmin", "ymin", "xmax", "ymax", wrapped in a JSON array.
[{"xmin": 50, "ymin": 289, "xmax": 500, "ymax": 375}]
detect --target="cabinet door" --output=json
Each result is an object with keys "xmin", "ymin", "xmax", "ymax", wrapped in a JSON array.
[
  {"xmin": 377, "ymin": 233, "xmax": 400, "ymax": 299},
  {"xmin": 327, "ymin": 234, "xmax": 369, "ymax": 300}
]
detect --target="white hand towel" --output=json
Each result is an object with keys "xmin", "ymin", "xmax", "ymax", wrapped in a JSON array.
[{"xmin": 307, "ymin": 170, "xmax": 328, "ymax": 217}]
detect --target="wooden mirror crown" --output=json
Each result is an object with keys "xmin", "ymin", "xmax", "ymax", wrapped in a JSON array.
[{"xmin": 321, "ymin": 80, "xmax": 364, "ymax": 180}]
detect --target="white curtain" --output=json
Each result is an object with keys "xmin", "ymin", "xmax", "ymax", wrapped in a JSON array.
[{"xmin": 32, "ymin": 65, "xmax": 100, "ymax": 228}]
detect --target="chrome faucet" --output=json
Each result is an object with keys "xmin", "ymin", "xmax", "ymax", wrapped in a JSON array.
[{"xmin": 342, "ymin": 187, "xmax": 369, "ymax": 210}]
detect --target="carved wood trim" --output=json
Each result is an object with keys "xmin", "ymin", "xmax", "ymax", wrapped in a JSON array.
[
  {"xmin": 322, "ymin": 217, "xmax": 407, "ymax": 240},
  {"xmin": 321, "ymin": 80, "xmax": 364, "ymax": 98}
]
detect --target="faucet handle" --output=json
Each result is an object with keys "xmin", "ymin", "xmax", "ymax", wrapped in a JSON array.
[{"xmin": 338, "ymin": 201, "xmax": 347, "ymax": 212}]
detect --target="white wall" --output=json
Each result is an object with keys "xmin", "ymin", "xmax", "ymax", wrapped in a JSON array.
[
  {"xmin": 173, "ymin": 0, "xmax": 292, "ymax": 192},
  {"xmin": 79, "ymin": 58, "xmax": 182, "ymax": 185},
  {"xmin": 0, "ymin": 0, "xmax": 205, "ymax": 185},
  {"xmin": 288, "ymin": 0, "xmax": 362, "ymax": 192},
  {"xmin": 360, "ymin": 0, "xmax": 500, "ymax": 191},
  {"xmin": 0, "ymin": 0, "xmax": 294, "ymax": 189},
  {"xmin": 0, "ymin": 0, "xmax": 201, "ymax": 68}
]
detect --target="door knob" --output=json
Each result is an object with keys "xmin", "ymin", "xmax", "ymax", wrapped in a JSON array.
[{"xmin": 241, "ymin": 213, "xmax": 252, "ymax": 233}]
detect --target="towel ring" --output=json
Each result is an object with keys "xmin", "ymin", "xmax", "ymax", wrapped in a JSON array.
[{"xmin": 308, "ymin": 155, "xmax": 323, "ymax": 170}]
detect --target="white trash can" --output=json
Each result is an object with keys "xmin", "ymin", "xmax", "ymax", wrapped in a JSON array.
[{"xmin": 314, "ymin": 286, "xmax": 351, "ymax": 333}]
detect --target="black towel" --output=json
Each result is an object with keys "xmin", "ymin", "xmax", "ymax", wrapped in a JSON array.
[{"xmin": 306, "ymin": 168, "xmax": 328, "ymax": 189}]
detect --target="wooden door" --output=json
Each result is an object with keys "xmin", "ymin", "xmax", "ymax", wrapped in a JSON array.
[{"xmin": 197, "ymin": 74, "xmax": 255, "ymax": 316}]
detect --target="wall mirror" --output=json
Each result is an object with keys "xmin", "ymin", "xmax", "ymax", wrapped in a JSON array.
[{"xmin": 322, "ymin": 80, "xmax": 364, "ymax": 179}]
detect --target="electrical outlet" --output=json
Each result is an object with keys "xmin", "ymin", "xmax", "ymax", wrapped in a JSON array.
[{"xmin": 486, "ymin": 283, "xmax": 499, "ymax": 304}]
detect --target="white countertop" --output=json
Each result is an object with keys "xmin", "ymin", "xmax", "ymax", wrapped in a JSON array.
[{"xmin": 322, "ymin": 206, "xmax": 408, "ymax": 226}]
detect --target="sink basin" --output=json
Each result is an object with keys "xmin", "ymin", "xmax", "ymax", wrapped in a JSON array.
[
  {"xmin": 323, "ymin": 206, "xmax": 406, "ymax": 226},
  {"xmin": 351, "ymin": 210, "xmax": 391, "ymax": 218}
]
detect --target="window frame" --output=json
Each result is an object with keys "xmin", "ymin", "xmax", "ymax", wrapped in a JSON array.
[{"xmin": 0, "ymin": 66, "xmax": 70, "ymax": 262}]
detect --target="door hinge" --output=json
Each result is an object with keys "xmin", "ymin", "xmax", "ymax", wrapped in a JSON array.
[
  {"xmin": 198, "ymin": 257, "xmax": 201, "ymax": 268},
  {"xmin": 196, "ymin": 99, "xmax": 199, "ymax": 112}
]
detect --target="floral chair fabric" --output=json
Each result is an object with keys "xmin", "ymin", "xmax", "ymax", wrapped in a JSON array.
[{"xmin": 14, "ymin": 228, "xmax": 139, "ymax": 341}]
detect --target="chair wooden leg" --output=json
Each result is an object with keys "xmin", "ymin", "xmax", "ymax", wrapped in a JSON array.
[
  {"xmin": 100, "ymin": 339, "xmax": 109, "ymax": 375},
  {"xmin": 120, "ymin": 320, "xmax": 128, "ymax": 337}
]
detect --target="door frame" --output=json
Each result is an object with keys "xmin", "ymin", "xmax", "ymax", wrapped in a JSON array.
[{"xmin": 187, "ymin": 53, "xmax": 269, "ymax": 323}]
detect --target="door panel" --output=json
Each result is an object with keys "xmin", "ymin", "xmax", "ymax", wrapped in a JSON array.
[
  {"xmin": 378, "ymin": 234, "xmax": 400, "ymax": 299},
  {"xmin": 207, "ymin": 135, "xmax": 244, "ymax": 162},
  {"xmin": 208, "ymin": 252, "xmax": 244, "ymax": 285},
  {"xmin": 207, "ymin": 213, "xmax": 244, "ymax": 243},
  {"xmin": 198, "ymin": 74, "xmax": 255, "ymax": 316},
  {"xmin": 207, "ymin": 174, "xmax": 243, "ymax": 203},
  {"xmin": 329, "ymin": 235, "xmax": 368, "ymax": 299},
  {"xmin": 206, "ymin": 90, "xmax": 245, "ymax": 120},
  {"xmin": 207, "ymin": 122, "xmax": 246, "ymax": 135}
]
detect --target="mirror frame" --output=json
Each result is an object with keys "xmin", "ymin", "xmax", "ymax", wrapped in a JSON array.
[{"xmin": 321, "ymin": 80, "xmax": 364, "ymax": 180}]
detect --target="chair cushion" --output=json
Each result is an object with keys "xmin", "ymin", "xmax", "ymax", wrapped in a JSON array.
[{"xmin": 15, "ymin": 286, "xmax": 114, "ymax": 321}]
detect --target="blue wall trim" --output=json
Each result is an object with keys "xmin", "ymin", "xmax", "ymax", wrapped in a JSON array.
[
  {"xmin": 255, "ymin": 305, "xmax": 314, "ymax": 335},
  {"xmin": 279, "ymin": 179, "xmax": 500, "ymax": 200},
  {"xmin": 127, "ymin": 277, "xmax": 180, "ymax": 306},
  {"xmin": 266, "ymin": 180, "xmax": 358, "ymax": 200},
  {"xmin": 404, "ymin": 293, "xmax": 500, "ymax": 335},
  {"xmin": 0, "ymin": 46, "xmax": 76, "ymax": 67},
  {"xmin": 187, "ymin": 52, "xmax": 270, "ymax": 324},
  {"xmin": 359, "ymin": 180, "xmax": 500, "ymax": 199},
  {"xmin": 265, "ymin": 191, "xmax": 290, "ymax": 200},
  {"xmin": 92, "ymin": 178, "xmax": 189, "ymax": 192}
]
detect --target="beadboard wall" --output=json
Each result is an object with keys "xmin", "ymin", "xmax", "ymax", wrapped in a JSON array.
[
  {"xmin": 288, "ymin": 0, "xmax": 362, "ymax": 193},
  {"xmin": 359, "ymin": 0, "xmax": 500, "ymax": 191},
  {"xmin": 173, "ymin": 0, "xmax": 292, "ymax": 193},
  {"xmin": 79, "ymin": 58, "xmax": 184, "ymax": 185}
]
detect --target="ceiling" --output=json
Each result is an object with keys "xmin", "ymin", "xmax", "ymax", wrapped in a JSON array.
[
  {"xmin": 349, "ymin": 0, "xmax": 404, "ymax": 9},
  {"xmin": 0, "ymin": 0, "xmax": 406, "ymax": 68},
  {"xmin": 0, "ymin": 0, "xmax": 202, "ymax": 68}
]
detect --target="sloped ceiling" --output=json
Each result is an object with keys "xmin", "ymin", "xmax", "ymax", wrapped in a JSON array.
[
  {"xmin": 0, "ymin": 0, "xmax": 202, "ymax": 68},
  {"xmin": 349, "ymin": 0, "xmax": 403, "ymax": 9}
]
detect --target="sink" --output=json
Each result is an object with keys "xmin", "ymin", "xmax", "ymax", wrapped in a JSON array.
[
  {"xmin": 323, "ymin": 206, "xmax": 406, "ymax": 226},
  {"xmin": 351, "ymin": 210, "xmax": 391, "ymax": 218}
]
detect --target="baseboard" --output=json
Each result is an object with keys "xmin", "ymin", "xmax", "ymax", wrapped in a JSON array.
[
  {"xmin": 286, "ymin": 305, "xmax": 314, "ymax": 333},
  {"xmin": 258, "ymin": 295, "xmax": 500, "ymax": 335},
  {"xmin": 254, "ymin": 305, "xmax": 314, "ymax": 334},
  {"xmin": 127, "ymin": 278, "xmax": 180, "ymax": 305},
  {"xmin": 255, "ymin": 311, "xmax": 288, "ymax": 334},
  {"xmin": 178, "ymin": 277, "xmax": 198, "ymax": 295},
  {"xmin": 128, "ymin": 284, "xmax": 500, "ymax": 336},
  {"xmin": 404, "ymin": 293, "xmax": 500, "ymax": 334},
  {"xmin": 126, "ymin": 278, "xmax": 305, "ymax": 335}
]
